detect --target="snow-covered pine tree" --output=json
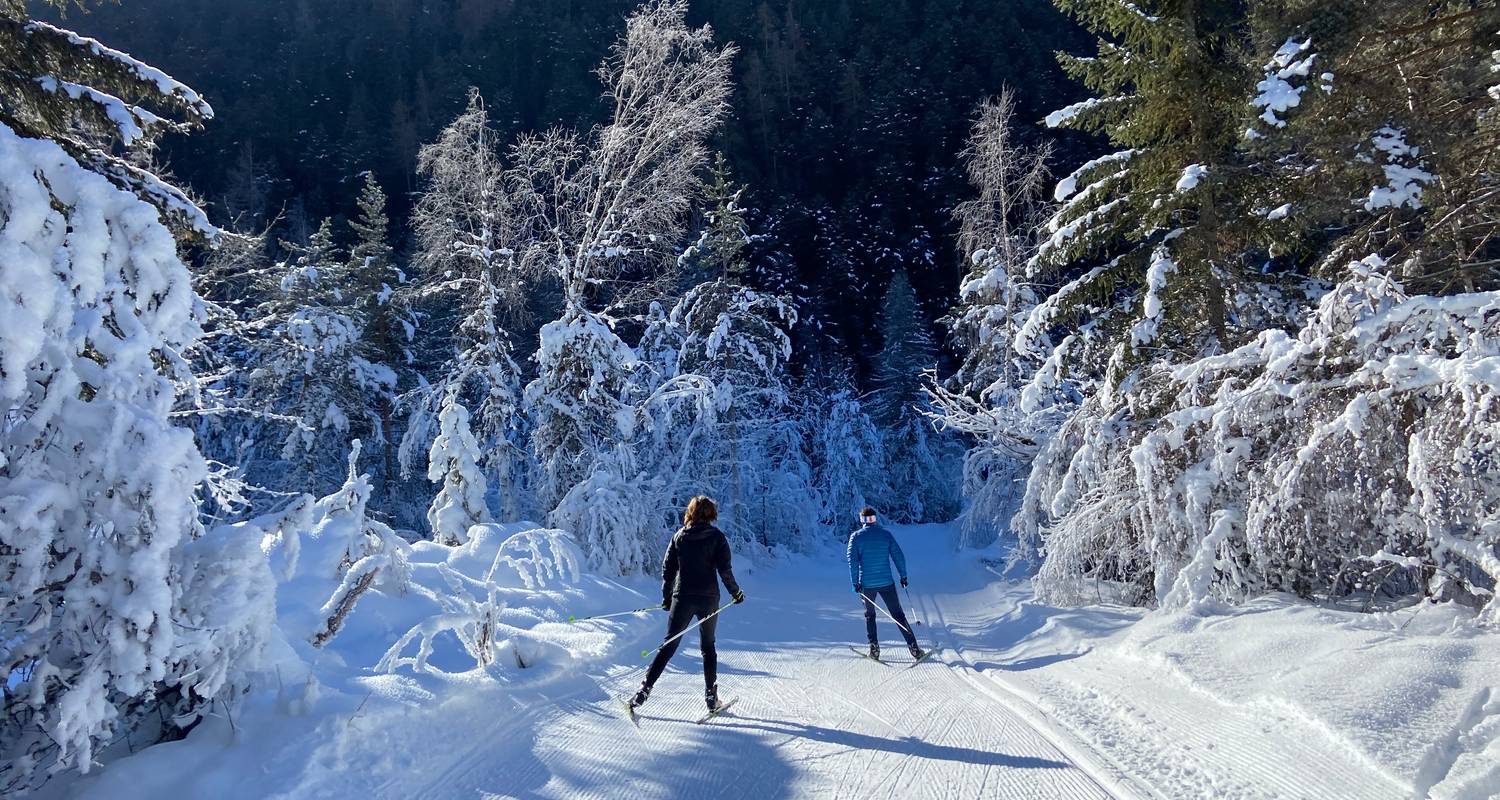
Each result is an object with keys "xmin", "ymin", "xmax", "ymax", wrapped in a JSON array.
[
  {"xmin": 1012, "ymin": 1, "xmax": 1500, "ymax": 612},
  {"xmin": 527, "ymin": 307, "xmax": 639, "ymax": 516},
  {"xmin": 346, "ymin": 172, "xmax": 406, "ymax": 493},
  {"xmin": 677, "ymin": 152, "xmax": 753, "ymax": 288},
  {"xmin": 1237, "ymin": 0, "xmax": 1500, "ymax": 295},
  {"xmin": 870, "ymin": 270, "xmax": 958, "ymax": 522},
  {"xmin": 1008, "ymin": 0, "xmax": 1270, "ymax": 581},
  {"xmin": 0, "ymin": 2, "xmax": 269, "ymax": 789},
  {"xmin": 425, "ymin": 397, "xmax": 491, "ymax": 545},
  {"xmin": 668, "ymin": 278, "xmax": 809, "ymax": 548},
  {"xmin": 0, "ymin": 0, "xmax": 214, "ymax": 237}
]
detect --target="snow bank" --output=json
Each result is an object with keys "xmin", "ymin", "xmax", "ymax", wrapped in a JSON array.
[{"xmin": 55, "ymin": 511, "xmax": 654, "ymax": 800}]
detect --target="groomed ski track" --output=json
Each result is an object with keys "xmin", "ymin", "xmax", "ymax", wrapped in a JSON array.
[{"xmin": 368, "ymin": 531, "xmax": 1134, "ymax": 800}]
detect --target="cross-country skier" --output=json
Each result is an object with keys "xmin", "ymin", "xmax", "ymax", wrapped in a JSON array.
[
  {"xmin": 848, "ymin": 507, "xmax": 924, "ymax": 661},
  {"xmin": 630, "ymin": 496, "xmax": 744, "ymax": 714}
]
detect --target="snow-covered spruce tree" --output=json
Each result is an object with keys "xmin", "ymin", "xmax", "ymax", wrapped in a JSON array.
[
  {"xmin": 1009, "ymin": 0, "xmax": 1272, "ymax": 589},
  {"xmin": 425, "ymin": 397, "xmax": 491, "ymax": 545},
  {"xmin": 869, "ymin": 270, "xmax": 959, "ymax": 523},
  {"xmin": 242, "ymin": 219, "xmax": 391, "ymax": 495},
  {"xmin": 345, "ymin": 172, "xmax": 408, "ymax": 493},
  {"xmin": 517, "ymin": 0, "xmax": 735, "ymax": 552},
  {"xmin": 1016, "ymin": 1, "xmax": 1500, "ymax": 612},
  {"xmin": 676, "ymin": 152, "xmax": 753, "ymax": 288},
  {"xmin": 803, "ymin": 358, "xmax": 891, "ymax": 537},
  {"xmin": 667, "ymin": 278, "xmax": 812, "ymax": 549},
  {"xmin": 0, "ymin": 2, "xmax": 267, "ymax": 789},
  {"xmin": 1033, "ymin": 0, "xmax": 1263, "ymax": 381},
  {"xmin": 0, "ymin": 0, "xmax": 214, "ymax": 236},
  {"xmin": 401, "ymin": 91, "xmax": 527, "ymax": 525},
  {"xmin": 929, "ymin": 89, "xmax": 1063, "ymax": 547}
]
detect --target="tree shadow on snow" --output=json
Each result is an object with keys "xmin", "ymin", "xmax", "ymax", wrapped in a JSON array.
[{"xmin": 722, "ymin": 714, "xmax": 1073, "ymax": 770}]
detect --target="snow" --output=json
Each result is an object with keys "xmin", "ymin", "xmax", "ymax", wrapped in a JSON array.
[
  {"xmin": 1251, "ymin": 38, "xmax": 1318, "ymax": 129},
  {"xmin": 43, "ymin": 520, "xmax": 1498, "ymax": 800},
  {"xmin": 1174, "ymin": 164, "xmax": 1208, "ymax": 193},
  {"xmin": 1130, "ymin": 244, "xmax": 1177, "ymax": 347},
  {"xmin": 35, "ymin": 77, "xmax": 162, "ymax": 146},
  {"xmin": 1054, "ymin": 150, "xmax": 1135, "ymax": 202},
  {"xmin": 1364, "ymin": 128, "xmax": 1435, "ymax": 211},
  {"xmin": 24, "ymin": 21, "xmax": 214, "ymax": 119},
  {"xmin": 1044, "ymin": 96, "xmax": 1124, "ymax": 130}
]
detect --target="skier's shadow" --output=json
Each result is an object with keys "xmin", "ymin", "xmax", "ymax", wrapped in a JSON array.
[
  {"xmin": 719, "ymin": 714, "xmax": 1073, "ymax": 769},
  {"xmin": 970, "ymin": 651, "xmax": 1088, "ymax": 672}
]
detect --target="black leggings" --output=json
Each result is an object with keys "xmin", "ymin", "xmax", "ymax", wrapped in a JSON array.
[
  {"xmin": 861, "ymin": 584, "xmax": 918, "ymax": 648},
  {"xmin": 644, "ymin": 597, "xmax": 719, "ymax": 690}
]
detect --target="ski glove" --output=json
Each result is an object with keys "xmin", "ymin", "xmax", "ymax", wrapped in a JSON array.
[
  {"xmin": 853, "ymin": 583, "xmax": 862, "ymax": 594},
  {"xmin": 900, "ymin": 577, "xmax": 909, "ymax": 588},
  {"xmin": 732, "ymin": 590, "xmax": 746, "ymax": 604},
  {"xmin": 662, "ymin": 599, "xmax": 671, "ymax": 610}
]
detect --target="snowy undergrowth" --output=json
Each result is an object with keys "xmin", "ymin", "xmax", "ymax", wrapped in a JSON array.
[{"xmin": 50, "ymin": 494, "xmax": 654, "ymax": 800}]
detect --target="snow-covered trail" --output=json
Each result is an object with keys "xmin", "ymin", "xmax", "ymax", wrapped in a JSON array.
[
  {"xmin": 366, "ymin": 538, "xmax": 1123, "ymax": 800},
  {"xmin": 60, "ymin": 522, "xmax": 1452, "ymax": 800}
]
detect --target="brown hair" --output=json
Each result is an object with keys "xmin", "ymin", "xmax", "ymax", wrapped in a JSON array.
[
  {"xmin": 860, "ymin": 507, "xmax": 877, "ymax": 518},
  {"xmin": 684, "ymin": 496, "xmax": 718, "ymax": 526}
]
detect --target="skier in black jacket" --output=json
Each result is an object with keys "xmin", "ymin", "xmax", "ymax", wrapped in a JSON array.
[{"xmin": 630, "ymin": 496, "xmax": 745, "ymax": 713}]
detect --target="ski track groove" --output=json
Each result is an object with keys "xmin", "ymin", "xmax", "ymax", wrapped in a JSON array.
[{"xmin": 913, "ymin": 587, "xmax": 1124, "ymax": 799}]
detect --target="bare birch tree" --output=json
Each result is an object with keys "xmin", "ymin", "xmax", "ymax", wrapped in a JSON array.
[
  {"xmin": 929, "ymin": 89, "xmax": 1058, "ymax": 546},
  {"xmin": 519, "ymin": 0, "xmax": 737, "ymax": 519},
  {"xmin": 506, "ymin": 0, "xmax": 737, "ymax": 310}
]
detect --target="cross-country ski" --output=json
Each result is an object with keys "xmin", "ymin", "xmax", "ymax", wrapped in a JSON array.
[
  {"xmin": 695, "ymin": 698, "xmax": 738, "ymax": 725},
  {"xmin": 846, "ymin": 644, "xmax": 894, "ymax": 666}
]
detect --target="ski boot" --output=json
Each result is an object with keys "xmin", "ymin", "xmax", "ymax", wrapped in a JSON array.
[
  {"xmin": 629, "ymin": 683, "xmax": 651, "ymax": 710},
  {"xmin": 705, "ymin": 683, "xmax": 724, "ymax": 712},
  {"xmin": 909, "ymin": 644, "xmax": 926, "ymax": 660},
  {"xmin": 868, "ymin": 642, "xmax": 880, "ymax": 661}
]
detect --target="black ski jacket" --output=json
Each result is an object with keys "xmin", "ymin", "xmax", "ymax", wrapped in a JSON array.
[{"xmin": 661, "ymin": 523, "xmax": 741, "ymax": 605}]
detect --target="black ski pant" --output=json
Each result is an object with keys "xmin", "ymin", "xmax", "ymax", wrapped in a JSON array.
[
  {"xmin": 860, "ymin": 584, "xmax": 918, "ymax": 649},
  {"xmin": 644, "ymin": 596, "xmax": 719, "ymax": 691}
]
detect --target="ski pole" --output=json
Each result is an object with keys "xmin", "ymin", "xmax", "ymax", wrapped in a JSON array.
[
  {"xmin": 902, "ymin": 583, "xmax": 923, "ymax": 625},
  {"xmin": 640, "ymin": 601, "xmax": 734, "ymax": 659},
  {"xmin": 857, "ymin": 590, "xmax": 914, "ymax": 637},
  {"xmin": 568, "ymin": 605, "xmax": 663, "ymax": 623}
]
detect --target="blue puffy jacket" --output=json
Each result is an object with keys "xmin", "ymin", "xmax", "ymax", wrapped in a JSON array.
[{"xmin": 847, "ymin": 523, "xmax": 907, "ymax": 590}]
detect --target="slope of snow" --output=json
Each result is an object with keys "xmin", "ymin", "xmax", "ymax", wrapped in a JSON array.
[{"xmin": 46, "ymin": 522, "xmax": 1499, "ymax": 800}]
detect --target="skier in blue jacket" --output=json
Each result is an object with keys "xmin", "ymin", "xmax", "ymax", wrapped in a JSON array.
[{"xmin": 847, "ymin": 507, "xmax": 924, "ymax": 661}]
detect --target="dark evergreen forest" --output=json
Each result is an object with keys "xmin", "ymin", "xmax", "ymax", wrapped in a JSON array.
[{"xmin": 52, "ymin": 0, "xmax": 1092, "ymax": 369}]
